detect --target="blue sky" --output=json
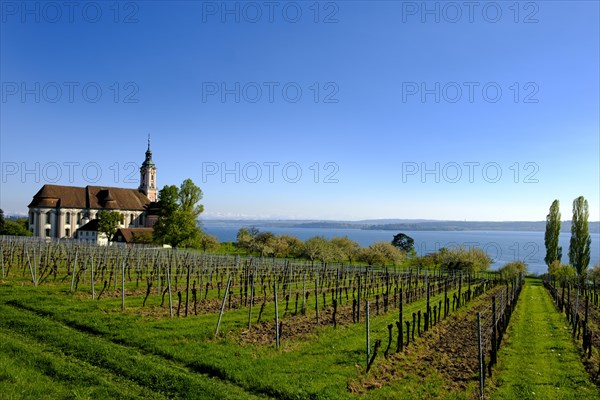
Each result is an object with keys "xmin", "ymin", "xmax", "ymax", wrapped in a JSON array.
[{"xmin": 1, "ymin": 1, "xmax": 598, "ymax": 221}]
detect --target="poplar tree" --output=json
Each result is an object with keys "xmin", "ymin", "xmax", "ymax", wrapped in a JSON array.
[
  {"xmin": 544, "ymin": 200, "xmax": 562, "ymax": 267},
  {"xmin": 569, "ymin": 196, "xmax": 591, "ymax": 283}
]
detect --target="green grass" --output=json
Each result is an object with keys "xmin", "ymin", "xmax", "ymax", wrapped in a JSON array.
[
  {"xmin": 490, "ymin": 278, "xmax": 600, "ymax": 400},
  {"xmin": 0, "ymin": 328, "xmax": 166, "ymax": 400},
  {"xmin": 0, "ymin": 278, "xmax": 468, "ymax": 399},
  {"xmin": 4, "ymin": 276, "xmax": 597, "ymax": 399}
]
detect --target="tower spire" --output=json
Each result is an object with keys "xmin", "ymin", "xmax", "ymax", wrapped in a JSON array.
[{"xmin": 139, "ymin": 135, "xmax": 157, "ymax": 202}]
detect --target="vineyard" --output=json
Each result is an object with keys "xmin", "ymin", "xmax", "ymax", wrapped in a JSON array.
[
  {"xmin": 0, "ymin": 236, "xmax": 541, "ymax": 399},
  {"xmin": 544, "ymin": 275, "xmax": 600, "ymax": 384}
]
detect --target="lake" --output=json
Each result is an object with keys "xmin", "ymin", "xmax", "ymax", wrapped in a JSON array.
[{"xmin": 201, "ymin": 221, "xmax": 600, "ymax": 276}]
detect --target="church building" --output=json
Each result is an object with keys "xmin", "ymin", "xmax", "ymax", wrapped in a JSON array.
[{"xmin": 28, "ymin": 139, "xmax": 159, "ymax": 241}]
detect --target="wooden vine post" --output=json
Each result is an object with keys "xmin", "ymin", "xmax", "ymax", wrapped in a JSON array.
[
  {"xmin": 247, "ymin": 273, "xmax": 254, "ymax": 329},
  {"xmin": 91, "ymin": 257, "xmax": 95, "ymax": 299},
  {"xmin": 315, "ymin": 271, "xmax": 319, "ymax": 324},
  {"xmin": 121, "ymin": 255, "xmax": 125, "ymax": 311},
  {"xmin": 70, "ymin": 249, "xmax": 78, "ymax": 292},
  {"xmin": 477, "ymin": 312, "xmax": 484, "ymax": 400},
  {"xmin": 166, "ymin": 258, "xmax": 173, "ymax": 318},
  {"xmin": 215, "ymin": 277, "xmax": 232, "ymax": 337},
  {"xmin": 274, "ymin": 282, "xmax": 280, "ymax": 349},
  {"xmin": 365, "ymin": 300, "xmax": 370, "ymax": 370}
]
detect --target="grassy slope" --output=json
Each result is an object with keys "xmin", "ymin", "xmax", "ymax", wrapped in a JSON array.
[
  {"xmin": 0, "ymin": 328, "xmax": 167, "ymax": 400},
  {"xmin": 490, "ymin": 278, "xmax": 600, "ymax": 400},
  {"xmin": 0, "ymin": 288, "xmax": 266, "ymax": 400},
  {"xmin": 0, "ymin": 278, "xmax": 467, "ymax": 399}
]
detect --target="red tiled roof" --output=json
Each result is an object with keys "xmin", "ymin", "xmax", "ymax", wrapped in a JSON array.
[
  {"xmin": 29, "ymin": 184, "xmax": 150, "ymax": 211},
  {"xmin": 115, "ymin": 228, "xmax": 154, "ymax": 243},
  {"xmin": 78, "ymin": 219, "xmax": 100, "ymax": 231}
]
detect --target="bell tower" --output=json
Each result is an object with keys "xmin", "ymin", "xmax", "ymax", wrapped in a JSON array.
[{"xmin": 139, "ymin": 134, "xmax": 157, "ymax": 202}]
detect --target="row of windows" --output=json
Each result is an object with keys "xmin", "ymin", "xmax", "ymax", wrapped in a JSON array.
[
  {"xmin": 44, "ymin": 228, "xmax": 72, "ymax": 238},
  {"xmin": 31, "ymin": 212, "xmax": 145, "ymax": 227},
  {"xmin": 32, "ymin": 212, "xmax": 81, "ymax": 225},
  {"xmin": 43, "ymin": 229, "xmax": 100, "ymax": 239}
]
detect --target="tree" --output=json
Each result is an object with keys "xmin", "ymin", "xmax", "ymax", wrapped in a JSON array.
[
  {"xmin": 357, "ymin": 242, "xmax": 405, "ymax": 266},
  {"xmin": 303, "ymin": 236, "xmax": 334, "ymax": 262},
  {"xmin": 197, "ymin": 233, "xmax": 220, "ymax": 252},
  {"xmin": 0, "ymin": 209, "xmax": 4, "ymax": 232},
  {"xmin": 179, "ymin": 178, "xmax": 204, "ymax": 217},
  {"xmin": 0, "ymin": 218, "xmax": 32, "ymax": 236},
  {"xmin": 588, "ymin": 263, "xmax": 600, "ymax": 284},
  {"xmin": 437, "ymin": 246, "xmax": 492, "ymax": 273},
  {"xmin": 569, "ymin": 196, "xmax": 591, "ymax": 283},
  {"xmin": 280, "ymin": 235, "xmax": 304, "ymax": 258},
  {"xmin": 235, "ymin": 227, "xmax": 255, "ymax": 253},
  {"xmin": 97, "ymin": 210, "xmax": 123, "ymax": 243},
  {"xmin": 391, "ymin": 233, "xmax": 415, "ymax": 254},
  {"xmin": 131, "ymin": 231, "xmax": 154, "ymax": 244},
  {"xmin": 499, "ymin": 261, "xmax": 527, "ymax": 279},
  {"xmin": 254, "ymin": 231, "xmax": 276, "ymax": 257},
  {"xmin": 330, "ymin": 236, "xmax": 360, "ymax": 262},
  {"xmin": 551, "ymin": 263, "xmax": 577, "ymax": 287},
  {"xmin": 270, "ymin": 235, "xmax": 290, "ymax": 258},
  {"xmin": 544, "ymin": 200, "xmax": 562, "ymax": 268},
  {"xmin": 153, "ymin": 180, "xmax": 204, "ymax": 248},
  {"xmin": 547, "ymin": 260, "xmax": 561, "ymax": 278}
]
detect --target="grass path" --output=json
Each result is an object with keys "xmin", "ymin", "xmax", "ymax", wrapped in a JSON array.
[{"xmin": 490, "ymin": 278, "xmax": 600, "ymax": 399}]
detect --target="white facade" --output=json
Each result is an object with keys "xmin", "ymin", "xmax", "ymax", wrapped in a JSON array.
[
  {"xmin": 76, "ymin": 229, "xmax": 109, "ymax": 246},
  {"xmin": 28, "ymin": 208, "xmax": 147, "ymax": 239},
  {"xmin": 28, "ymin": 141, "xmax": 157, "ymax": 240}
]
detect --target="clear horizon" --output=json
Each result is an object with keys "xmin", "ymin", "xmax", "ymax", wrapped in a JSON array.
[{"xmin": 1, "ymin": 1, "xmax": 599, "ymax": 221}]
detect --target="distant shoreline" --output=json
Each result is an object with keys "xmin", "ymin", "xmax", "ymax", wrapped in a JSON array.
[{"xmin": 201, "ymin": 219, "xmax": 600, "ymax": 234}]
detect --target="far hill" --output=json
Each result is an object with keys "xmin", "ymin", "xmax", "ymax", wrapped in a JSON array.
[{"xmin": 201, "ymin": 219, "xmax": 600, "ymax": 233}]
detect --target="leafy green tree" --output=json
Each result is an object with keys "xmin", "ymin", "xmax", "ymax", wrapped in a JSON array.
[
  {"xmin": 588, "ymin": 263, "xmax": 600, "ymax": 284},
  {"xmin": 357, "ymin": 242, "xmax": 405, "ymax": 266},
  {"xmin": 330, "ymin": 236, "xmax": 360, "ymax": 262},
  {"xmin": 499, "ymin": 261, "xmax": 527, "ymax": 279},
  {"xmin": 551, "ymin": 263, "xmax": 577, "ymax": 287},
  {"xmin": 131, "ymin": 231, "xmax": 154, "ymax": 244},
  {"xmin": 280, "ymin": 235, "xmax": 304, "ymax": 258},
  {"xmin": 158, "ymin": 185, "xmax": 179, "ymax": 214},
  {"xmin": 544, "ymin": 200, "xmax": 562, "ymax": 268},
  {"xmin": 569, "ymin": 196, "xmax": 591, "ymax": 283},
  {"xmin": 0, "ymin": 209, "xmax": 5, "ymax": 232},
  {"xmin": 235, "ymin": 227, "xmax": 255, "ymax": 253},
  {"xmin": 548, "ymin": 259, "xmax": 561, "ymax": 277},
  {"xmin": 153, "ymin": 180, "xmax": 204, "ymax": 248},
  {"xmin": 0, "ymin": 218, "xmax": 32, "ymax": 236},
  {"xmin": 196, "ymin": 233, "xmax": 220, "ymax": 252},
  {"xmin": 179, "ymin": 178, "xmax": 204, "ymax": 217},
  {"xmin": 303, "ymin": 236, "xmax": 334, "ymax": 262},
  {"xmin": 269, "ymin": 235, "xmax": 289, "ymax": 258},
  {"xmin": 254, "ymin": 231, "xmax": 276, "ymax": 257},
  {"xmin": 391, "ymin": 233, "xmax": 415, "ymax": 254},
  {"xmin": 97, "ymin": 210, "xmax": 123, "ymax": 242},
  {"xmin": 437, "ymin": 246, "xmax": 492, "ymax": 273}
]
